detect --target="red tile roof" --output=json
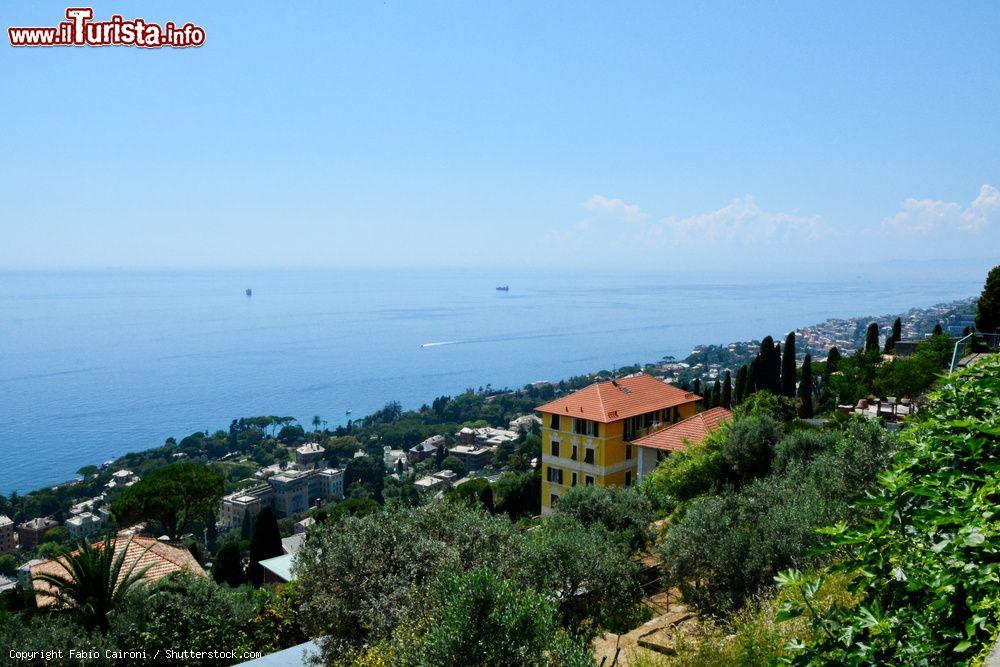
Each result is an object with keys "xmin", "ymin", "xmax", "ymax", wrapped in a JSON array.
[
  {"xmin": 31, "ymin": 535, "xmax": 206, "ymax": 608},
  {"xmin": 632, "ymin": 407, "xmax": 733, "ymax": 452},
  {"xmin": 535, "ymin": 374, "xmax": 701, "ymax": 424}
]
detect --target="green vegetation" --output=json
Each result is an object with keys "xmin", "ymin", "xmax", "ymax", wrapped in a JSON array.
[
  {"xmin": 30, "ymin": 535, "xmax": 153, "ymax": 631},
  {"xmin": 111, "ymin": 462, "xmax": 224, "ymax": 541},
  {"xmin": 647, "ymin": 408, "xmax": 895, "ymax": 613},
  {"xmin": 777, "ymin": 356, "xmax": 1000, "ymax": 664},
  {"xmin": 978, "ymin": 265, "xmax": 1000, "ymax": 333},
  {"xmin": 296, "ymin": 488, "xmax": 649, "ymax": 663}
]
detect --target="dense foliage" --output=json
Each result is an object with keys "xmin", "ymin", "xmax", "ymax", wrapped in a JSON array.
[
  {"xmin": 778, "ymin": 356, "xmax": 1000, "ymax": 664},
  {"xmin": 646, "ymin": 396, "xmax": 896, "ymax": 614},
  {"xmin": 111, "ymin": 462, "xmax": 224, "ymax": 540}
]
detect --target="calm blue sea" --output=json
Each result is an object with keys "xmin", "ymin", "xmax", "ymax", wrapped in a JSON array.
[{"xmin": 0, "ymin": 267, "xmax": 984, "ymax": 494}]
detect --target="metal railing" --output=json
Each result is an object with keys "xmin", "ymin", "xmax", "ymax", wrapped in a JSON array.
[{"xmin": 950, "ymin": 332, "xmax": 1000, "ymax": 373}]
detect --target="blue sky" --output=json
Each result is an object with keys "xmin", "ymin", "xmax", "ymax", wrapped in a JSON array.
[{"xmin": 2, "ymin": 1, "xmax": 999, "ymax": 274}]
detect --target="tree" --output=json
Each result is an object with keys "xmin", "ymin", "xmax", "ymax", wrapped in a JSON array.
[
  {"xmin": 312, "ymin": 415, "xmax": 322, "ymax": 431},
  {"xmin": 757, "ymin": 337, "xmax": 781, "ymax": 394},
  {"xmin": 249, "ymin": 507, "xmax": 283, "ymax": 587},
  {"xmin": 111, "ymin": 463, "xmax": 224, "ymax": 541},
  {"xmin": 240, "ymin": 510, "xmax": 253, "ymax": 541},
  {"xmin": 722, "ymin": 370, "xmax": 732, "ymax": 409},
  {"xmin": 212, "ymin": 543, "xmax": 244, "ymax": 587},
  {"xmin": 552, "ymin": 485, "xmax": 655, "ymax": 550},
  {"xmin": 440, "ymin": 455, "xmax": 466, "ymax": 478},
  {"xmin": 711, "ymin": 380, "xmax": 721, "ymax": 409},
  {"xmin": 521, "ymin": 517, "xmax": 642, "ymax": 632},
  {"xmin": 434, "ymin": 444, "xmax": 445, "ymax": 468},
  {"xmin": 886, "ymin": 317, "xmax": 902, "ymax": 353},
  {"xmin": 344, "ymin": 455, "xmax": 385, "ymax": 503},
  {"xmin": 693, "ymin": 378, "xmax": 702, "ymax": 396},
  {"xmin": 932, "ymin": 323, "xmax": 943, "ymax": 336},
  {"xmin": 32, "ymin": 535, "xmax": 153, "ymax": 631},
  {"xmin": 734, "ymin": 365, "xmax": 748, "ymax": 406},
  {"xmin": 205, "ymin": 512, "xmax": 218, "ymax": 554},
  {"xmin": 865, "ymin": 322, "xmax": 879, "ymax": 354},
  {"xmin": 797, "ymin": 354, "xmax": 814, "ymax": 418},
  {"xmin": 376, "ymin": 568, "xmax": 591, "ymax": 666},
  {"xmin": 976, "ymin": 265, "xmax": 1000, "ymax": 333},
  {"xmin": 781, "ymin": 332, "xmax": 797, "ymax": 397}
]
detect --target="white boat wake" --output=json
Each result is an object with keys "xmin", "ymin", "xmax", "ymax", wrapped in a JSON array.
[{"xmin": 421, "ymin": 340, "xmax": 462, "ymax": 347}]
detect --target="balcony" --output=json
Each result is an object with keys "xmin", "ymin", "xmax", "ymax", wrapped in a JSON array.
[{"xmin": 624, "ymin": 422, "xmax": 666, "ymax": 442}]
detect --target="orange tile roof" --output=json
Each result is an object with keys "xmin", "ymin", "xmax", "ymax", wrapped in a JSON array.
[
  {"xmin": 535, "ymin": 374, "xmax": 701, "ymax": 424},
  {"xmin": 632, "ymin": 407, "xmax": 733, "ymax": 452},
  {"xmin": 30, "ymin": 535, "xmax": 206, "ymax": 608}
]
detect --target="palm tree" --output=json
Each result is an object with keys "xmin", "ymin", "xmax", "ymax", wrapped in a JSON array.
[
  {"xmin": 312, "ymin": 415, "xmax": 322, "ymax": 431},
  {"xmin": 33, "ymin": 536, "xmax": 153, "ymax": 631}
]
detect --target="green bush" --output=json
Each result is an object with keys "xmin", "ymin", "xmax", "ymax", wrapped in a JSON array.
[{"xmin": 778, "ymin": 357, "xmax": 1000, "ymax": 664}]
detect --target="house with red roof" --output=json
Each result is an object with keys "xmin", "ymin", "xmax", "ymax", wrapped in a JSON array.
[
  {"xmin": 632, "ymin": 407, "xmax": 733, "ymax": 482},
  {"xmin": 535, "ymin": 374, "xmax": 701, "ymax": 514}
]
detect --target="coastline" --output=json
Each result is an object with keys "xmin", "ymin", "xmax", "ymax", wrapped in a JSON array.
[{"xmin": 7, "ymin": 295, "xmax": 976, "ymax": 500}]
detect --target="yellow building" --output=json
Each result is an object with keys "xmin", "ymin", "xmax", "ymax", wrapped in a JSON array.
[{"xmin": 535, "ymin": 374, "xmax": 701, "ymax": 514}]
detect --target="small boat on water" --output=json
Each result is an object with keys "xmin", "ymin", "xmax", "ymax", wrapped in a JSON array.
[
  {"xmin": 495, "ymin": 285, "xmax": 509, "ymax": 291},
  {"xmin": 245, "ymin": 288, "xmax": 252, "ymax": 297}
]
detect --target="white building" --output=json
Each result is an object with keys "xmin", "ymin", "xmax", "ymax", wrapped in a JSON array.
[{"xmin": 65, "ymin": 512, "xmax": 103, "ymax": 540}]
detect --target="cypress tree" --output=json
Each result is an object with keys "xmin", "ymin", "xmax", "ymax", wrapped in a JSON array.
[
  {"xmin": 711, "ymin": 379, "xmax": 721, "ymax": 408},
  {"xmin": 892, "ymin": 317, "xmax": 902, "ymax": 344},
  {"xmin": 212, "ymin": 542, "xmax": 244, "ymax": 587},
  {"xmin": 758, "ymin": 336, "xmax": 779, "ymax": 393},
  {"xmin": 781, "ymin": 332, "xmax": 796, "ymax": 397},
  {"xmin": 435, "ymin": 444, "xmax": 445, "ymax": 468},
  {"xmin": 773, "ymin": 342, "xmax": 782, "ymax": 393},
  {"xmin": 722, "ymin": 370, "xmax": 732, "ymax": 409},
  {"xmin": 693, "ymin": 378, "xmax": 702, "ymax": 396},
  {"xmin": 826, "ymin": 346, "xmax": 841, "ymax": 373},
  {"xmin": 734, "ymin": 366, "xmax": 747, "ymax": 405},
  {"xmin": 240, "ymin": 509, "xmax": 253, "ymax": 541},
  {"xmin": 865, "ymin": 323, "xmax": 880, "ymax": 354},
  {"xmin": 933, "ymin": 323, "xmax": 943, "ymax": 336},
  {"xmin": 249, "ymin": 507, "xmax": 283, "ymax": 587},
  {"xmin": 747, "ymin": 356, "xmax": 759, "ymax": 396},
  {"xmin": 975, "ymin": 265, "xmax": 1000, "ymax": 333},
  {"xmin": 205, "ymin": 512, "xmax": 218, "ymax": 554},
  {"xmin": 797, "ymin": 354, "xmax": 814, "ymax": 418}
]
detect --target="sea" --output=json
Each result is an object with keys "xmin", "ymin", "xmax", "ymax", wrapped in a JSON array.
[{"xmin": 0, "ymin": 266, "xmax": 985, "ymax": 495}]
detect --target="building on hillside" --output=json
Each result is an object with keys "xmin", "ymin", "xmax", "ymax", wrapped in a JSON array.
[
  {"xmin": 17, "ymin": 517, "xmax": 59, "ymax": 550},
  {"xmin": 220, "ymin": 467, "xmax": 344, "ymax": 529},
  {"xmin": 446, "ymin": 444, "xmax": 494, "ymax": 472},
  {"xmin": 65, "ymin": 512, "xmax": 104, "ymax": 540},
  {"xmin": 414, "ymin": 469, "xmax": 459, "ymax": 492},
  {"xmin": 509, "ymin": 414, "xmax": 542, "ymax": 433},
  {"xmin": 294, "ymin": 442, "xmax": 326, "ymax": 468},
  {"xmin": 632, "ymin": 407, "xmax": 733, "ymax": 483},
  {"xmin": 27, "ymin": 536, "xmax": 205, "ymax": 606},
  {"xmin": 219, "ymin": 486, "xmax": 272, "ymax": 530},
  {"xmin": 409, "ymin": 435, "xmax": 445, "ymax": 462},
  {"xmin": 0, "ymin": 515, "xmax": 14, "ymax": 555},
  {"xmin": 383, "ymin": 446, "xmax": 408, "ymax": 472},
  {"xmin": 535, "ymin": 374, "xmax": 701, "ymax": 514}
]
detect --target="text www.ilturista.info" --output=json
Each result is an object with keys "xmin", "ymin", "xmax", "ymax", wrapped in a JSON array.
[{"xmin": 8, "ymin": 8, "xmax": 205, "ymax": 48}]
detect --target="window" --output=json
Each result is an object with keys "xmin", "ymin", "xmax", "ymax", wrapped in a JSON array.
[
  {"xmin": 625, "ymin": 471, "xmax": 632, "ymax": 487},
  {"xmin": 547, "ymin": 466, "xmax": 563, "ymax": 485},
  {"xmin": 571, "ymin": 444, "xmax": 578, "ymax": 461},
  {"xmin": 571, "ymin": 472, "xmax": 578, "ymax": 486},
  {"xmin": 584, "ymin": 448, "xmax": 595, "ymax": 465},
  {"xmin": 550, "ymin": 440, "xmax": 560, "ymax": 457},
  {"xmin": 550, "ymin": 493, "xmax": 559, "ymax": 507},
  {"xmin": 672, "ymin": 407, "xmax": 681, "ymax": 423},
  {"xmin": 573, "ymin": 418, "xmax": 599, "ymax": 436},
  {"xmin": 585, "ymin": 475, "xmax": 595, "ymax": 486},
  {"xmin": 625, "ymin": 443, "xmax": 632, "ymax": 460},
  {"xmin": 550, "ymin": 414, "xmax": 560, "ymax": 430}
]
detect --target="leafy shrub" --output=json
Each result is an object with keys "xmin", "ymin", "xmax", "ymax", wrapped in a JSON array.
[
  {"xmin": 551, "ymin": 484, "xmax": 655, "ymax": 550},
  {"xmin": 778, "ymin": 357, "xmax": 1000, "ymax": 664}
]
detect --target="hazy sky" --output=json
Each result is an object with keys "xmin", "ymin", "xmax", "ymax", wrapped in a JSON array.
[{"xmin": 2, "ymin": 1, "xmax": 999, "ymax": 272}]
